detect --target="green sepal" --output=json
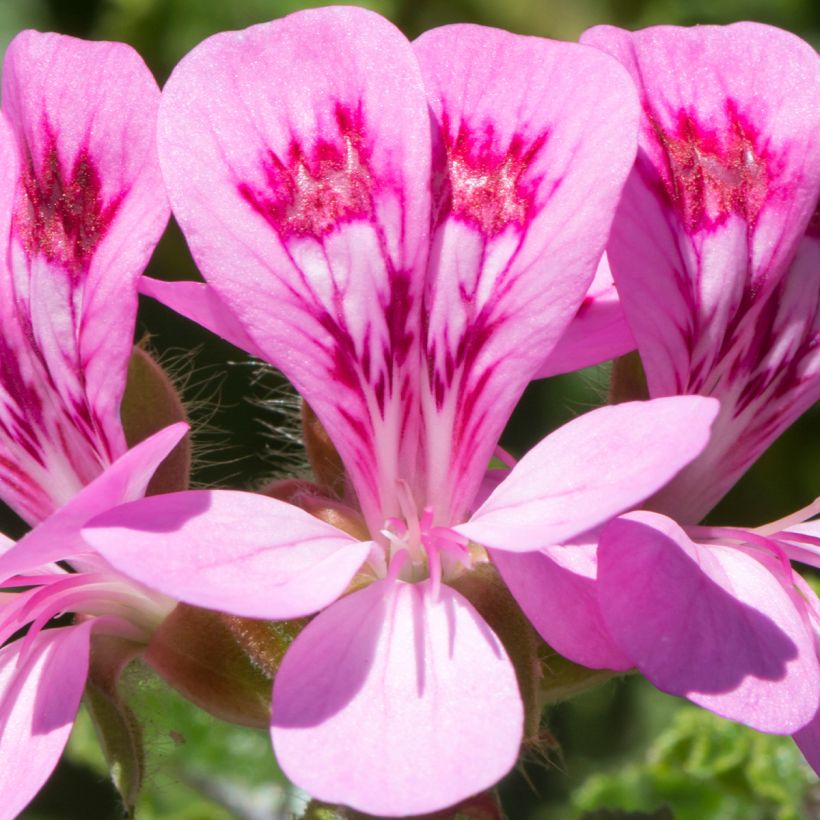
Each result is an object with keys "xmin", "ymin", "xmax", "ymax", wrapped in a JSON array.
[
  {"xmin": 538, "ymin": 645, "xmax": 627, "ymax": 705},
  {"xmin": 144, "ymin": 603, "xmax": 306, "ymax": 729},
  {"xmin": 83, "ymin": 634, "xmax": 146, "ymax": 818},
  {"xmin": 608, "ymin": 351, "xmax": 649, "ymax": 405},
  {"xmin": 120, "ymin": 344, "xmax": 191, "ymax": 494}
]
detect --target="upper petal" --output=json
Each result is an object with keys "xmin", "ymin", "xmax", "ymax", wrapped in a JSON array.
[
  {"xmin": 582, "ymin": 23, "xmax": 820, "ymax": 520},
  {"xmin": 271, "ymin": 577, "xmax": 523, "ymax": 816},
  {"xmin": 158, "ymin": 8, "xmax": 431, "ymax": 530},
  {"xmin": 455, "ymin": 395, "xmax": 718, "ymax": 552},
  {"xmin": 414, "ymin": 27, "xmax": 640, "ymax": 522},
  {"xmin": 535, "ymin": 254, "xmax": 636, "ymax": 379},
  {"xmin": 0, "ymin": 621, "xmax": 93, "ymax": 820},
  {"xmin": 83, "ymin": 489, "xmax": 371, "ymax": 620},
  {"xmin": 598, "ymin": 511, "xmax": 820, "ymax": 733},
  {"xmin": 0, "ymin": 32, "xmax": 169, "ymax": 522},
  {"xmin": 138, "ymin": 278, "xmax": 266, "ymax": 357}
]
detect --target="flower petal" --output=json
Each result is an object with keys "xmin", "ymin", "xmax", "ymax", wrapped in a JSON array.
[
  {"xmin": 599, "ymin": 511, "xmax": 820, "ymax": 733},
  {"xmin": 414, "ymin": 27, "xmax": 639, "ymax": 522},
  {"xmin": 651, "ymin": 231, "xmax": 820, "ymax": 521},
  {"xmin": 492, "ymin": 543, "xmax": 631, "ymax": 671},
  {"xmin": 0, "ymin": 621, "xmax": 93, "ymax": 819},
  {"xmin": 0, "ymin": 423, "xmax": 187, "ymax": 581},
  {"xmin": 455, "ymin": 396, "xmax": 718, "ymax": 552},
  {"xmin": 0, "ymin": 32, "xmax": 168, "ymax": 522},
  {"xmin": 794, "ymin": 708, "xmax": 820, "ymax": 776},
  {"xmin": 139, "ymin": 278, "xmax": 265, "ymax": 357},
  {"xmin": 582, "ymin": 23, "xmax": 820, "ymax": 521},
  {"xmin": 535, "ymin": 254, "xmax": 636, "ymax": 379},
  {"xmin": 83, "ymin": 489, "xmax": 370, "ymax": 620},
  {"xmin": 158, "ymin": 8, "xmax": 431, "ymax": 529},
  {"xmin": 271, "ymin": 577, "xmax": 523, "ymax": 816}
]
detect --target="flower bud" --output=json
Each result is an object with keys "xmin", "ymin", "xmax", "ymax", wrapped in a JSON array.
[
  {"xmin": 608, "ymin": 350, "xmax": 648, "ymax": 405},
  {"xmin": 120, "ymin": 345, "xmax": 191, "ymax": 494},
  {"xmin": 144, "ymin": 603, "xmax": 304, "ymax": 729},
  {"xmin": 84, "ymin": 634, "xmax": 146, "ymax": 816},
  {"xmin": 301, "ymin": 400, "xmax": 346, "ymax": 497}
]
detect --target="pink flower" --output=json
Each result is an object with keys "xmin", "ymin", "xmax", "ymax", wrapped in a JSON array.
[
  {"xmin": 83, "ymin": 9, "xmax": 718, "ymax": 814},
  {"xmin": 501, "ymin": 21, "xmax": 820, "ymax": 765},
  {"xmin": 0, "ymin": 30, "xmax": 183, "ymax": 817}
]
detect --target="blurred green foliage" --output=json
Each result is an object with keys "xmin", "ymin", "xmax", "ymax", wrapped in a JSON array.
[{"xmin": 2, "ymin": 0, "xmax": 818, "ymax": 818}]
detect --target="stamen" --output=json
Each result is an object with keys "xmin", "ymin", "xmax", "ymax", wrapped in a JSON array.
[
  {"xmin": 493, "ymin": 445, "xmax": 517, "ymax": 469},
  {"xmin": 386, "ymin": 549, "xmax": 410, "ymax": 583}
]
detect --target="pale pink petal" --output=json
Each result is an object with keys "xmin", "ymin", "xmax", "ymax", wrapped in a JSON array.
[
  {"xmin": 158, "ymin": 8, "xmax": 431, "ymax": 530},
  {"xmin": 0, "ymin": 31, "xmax": 168, "ymax": 523},
  {"xmin": 536, "ymin": 254, "xmax": 636, "ymax": 378},
  {"xmin": 83, "ymin": 489, "xmax": 371, "ymax": 619},
  {"xmin": 272, "ymin": 578, "xmax": 522, "ymax": 816},
  {"xmin": 582, "ymin": 23, "xmax": 820, "ymax": 521},
  {"xmin": 0, "ymin": 621, "xmax": 93, "ymax": 819},
  {"xmin": 0, "ymin": 423, "xmax": 187, "ymax": 580},
  {"xmin": 794, "ymin": 708, "xmax": 820, "ymax": 776},
  {"xmin": 139, "ymin": 278, "xmax": 265, "ymax": 357},
  {"xmin": 414, "ymin": 27, "xmax": 639, "ymax": 522},
  {"xmin": 492, "ymin": 543, "xmax": 631, "ymax": 671},
  {"xmin": 455, "ymin": 396, "xmax": 718, "ymax": 552},
  {"xmin": 599, "ymin": 511, "xmax": 820, "ymax": 733}
]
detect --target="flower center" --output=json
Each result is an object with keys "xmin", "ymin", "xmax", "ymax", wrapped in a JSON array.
[{"xmin": 378, "ymin": 481, "xmax": 471, "ymax": 596}]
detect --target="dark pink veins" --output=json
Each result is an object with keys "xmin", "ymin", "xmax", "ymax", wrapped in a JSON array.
[
  {"xmin": 650, "ymin": 101, "xmax": 771, "ymax": 234},
  {"xmin": 436, "ymin": 114, "xmax": 548, "ymax": 237},
  {"xmin": 239, "ymin": 104, "xmax": 375, "ymax": 239},
  {"xmin": 14, "ymin": 125, "xmax": 122, "ymax": 278}
]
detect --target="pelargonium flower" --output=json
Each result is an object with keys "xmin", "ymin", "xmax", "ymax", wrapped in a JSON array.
[
  {"xmin": 499, "ymin": 21, "xmax": 820, "ymax": 764},
  {"xmin": 0, "ymin": 31, "xmax": 185, "ymax": 817},
  {"xmin": 83, "ymin": 8, "xmax": 718, "ymax": 814}
]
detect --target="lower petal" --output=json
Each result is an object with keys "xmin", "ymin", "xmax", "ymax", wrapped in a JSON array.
[
  {"xmin": 271, "ymin": 577, "xmax": 523, "ymax": 816},
  {"xmin": 599, "ymin": 512, "xmax": 820, "ymax": 733},
  {"xmin": 794, "ymin": 706, "xmax": 820, "ymax": 776},
  {"xmin": 493, "ymin": 544, "xmax": 631, "ymax": 671},
  {"xmin": 0, "ymin": 621, "xmax": 93, "ymax": 818},
  {"xmin": 84, "ymin": 489, "xmax": 371, "ymax": 620}
]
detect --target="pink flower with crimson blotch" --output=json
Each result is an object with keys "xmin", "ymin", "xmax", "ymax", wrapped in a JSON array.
[
  {"xmin": 0, "ymin": 31, "xmax": 185, "ymax": 819},
  {"xmin": 83, "ymin": 8, "xmax": 718, "ymax": 815},
  {"xmin": 498, "ymin": 21, "xmax": 820, "ymax": 772}
]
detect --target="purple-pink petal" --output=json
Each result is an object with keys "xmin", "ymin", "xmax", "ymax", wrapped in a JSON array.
[
  {"xmin": 271, "ymin": 577, "xmax": 522, "ymax": 816},
  {"xmin": 598, "ymin": 512, "xmax": 820, "ymax": 733},
  {"xmin": 492, "ymin": 543, "xmax": 632, "ymax": 671},
  {"xmin": 139, "ymin": 278, "xmax": 266, "ymax": 358},
  {"xmin": 536, "ymin": 254, "xmax": 636, "ymax": 379}
]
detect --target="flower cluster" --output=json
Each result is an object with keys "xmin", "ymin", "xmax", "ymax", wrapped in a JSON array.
[{"xmin": 0, "ymin": 9, "xmax": 817, "ymax": 819}]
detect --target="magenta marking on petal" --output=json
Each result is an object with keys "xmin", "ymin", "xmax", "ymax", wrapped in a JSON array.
[
  {"xmin": 13, "ymin": 122, "xmax": 124, "ymax": 279},
  {"xmin": 807, "ymin": 198, "xmax": 820, "ymax": 239},
  {"xmin": 239, "ymin": 103, "xmax": 376, "ymax": 239},
  {"xmin": 648, "ymin": 100, "xmax": 773, "ymax": 234},
  {"xmin": 436, "ymin": 113, "xmax": 549, "ymax": 237}
]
